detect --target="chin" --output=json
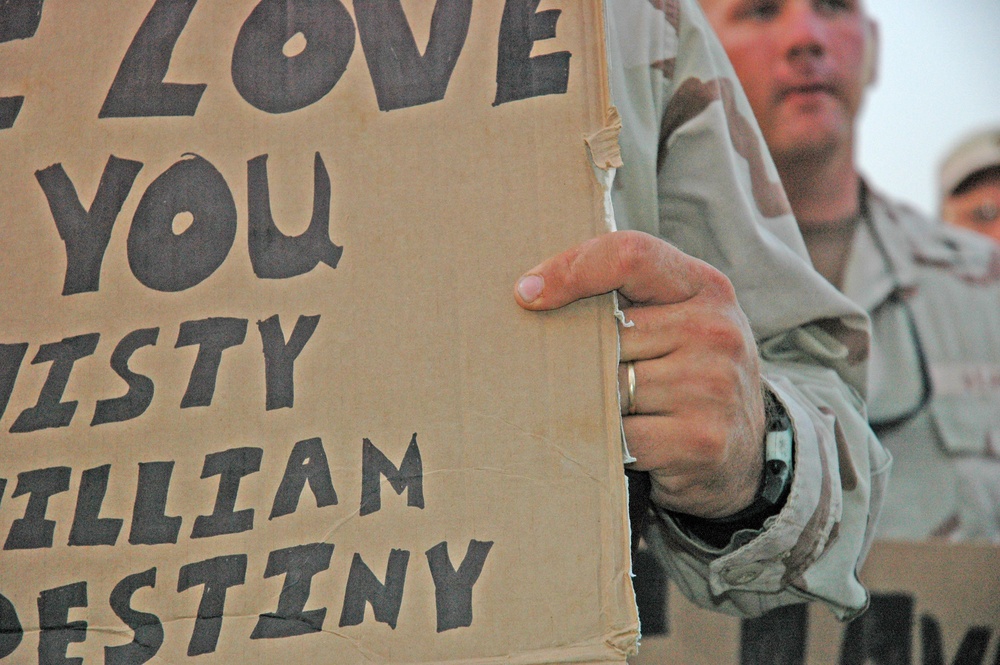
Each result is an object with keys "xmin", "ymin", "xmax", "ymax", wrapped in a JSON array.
[{"xmin": 768, "ymin": 120, "xmax": 845, "ymax": 161}]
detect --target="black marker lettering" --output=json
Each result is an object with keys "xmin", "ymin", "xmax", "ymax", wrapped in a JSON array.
[
  {"xmin": 231, "ymin": 0, "xmax": 355, "ymax": 114},
  {"xmin": 127, "ymin": 154, "xmax": 237, "ymax": 292},
  {"xmin": 0, "ymin": 0, "xmax": 44, "ymax": 41},
  {"xmin": 38, "ymin": 582, "xmax": 87, "ymax": 665},
  {"xmin": 920, "ymin": 615, "xmax": 992, "ymax": 665},
  {"xmin": 129, "ymin": 461, "xmax": 182, "ymax": 546},
  {"xmin": 68, "ymin": 464, "xmax": 123, "ymax": 547},
  {"xmin": 99, "ymin": 0, "xmax": 206, "ymax": 118},
  {"xmin": 0, "ymin": 0, "xmax": 44, "ymax": 130},
  {"xmin": 105, "ymin": 568, "xmax": 162, "ymax": 665},
  {"xmin": 839, "ymin": 593, "xmax": 913, "ymax": 665},
  {"xmin": 251, "ymin": 543, "xmax": 334, "ymax": 639},
  {"xmin": 0, "ymin": 590, "xmax": 22, "ymax": 659},
  {"xmin": 360, "ymin": 433, "xmax": 424, "ymax": 516},
  {"xmin": 35, "ymin": 157, "xmax": 143, "ymax": 295},
  {"xmin": 269, "ymin": 437, "xmax": 337, "ymax": 519},
  {"xmin": 0, "ymin": 343, "xmax": 28, "ymax": 423},
  {"xmin": 92, "ymin": 327, "xmax": 159, "ymax": 426},
  {"xmin": 739, "ymin": 604, "xmax": 807, "ymax": 665},
  {"xmin": 354, "ymin": 0, "xmax": 472, "ymax": 111},
  {"xmin": 247, "ymin": 153, "xmax": 342, "ymax": 280},
  {"xmin": 257, "ymin": 314, "xmax": 320, "ymax": 410},
  {"xmin": 10, "ymin": 333, "xmax": 100, "ymax": 433},
  {"xmin": 176, "ymin": 317, "xmax": 248, "ymax": 408},
  {"xmin": 493, "ymin": 0, "xmax": 570, "ymax": 106},
  {"xmin": 339, "ymin": 550, "xmax": 409, "ymax": 629},
  {"xmin": 0, "ymin": 96, "xmax": 24, "ymax": 131},
  {"xmin": 426, "ymin": 540, "xmax": 493, "ymax": 632},
  {"xmin": 3, "ymin": 466, "xmax": 71, "ymax": 550},
  {"xmin": 177, "ymin": 554, "xmax": 247, "ymax": 657},
  {"xmin": 191, "ymin": 447, "xmax": 263, "ymax": 538}
]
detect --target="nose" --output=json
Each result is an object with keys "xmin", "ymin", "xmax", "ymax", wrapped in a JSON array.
[{"xmin": 780, "ymin": 2, "xmax": 829, "ymax": 62}]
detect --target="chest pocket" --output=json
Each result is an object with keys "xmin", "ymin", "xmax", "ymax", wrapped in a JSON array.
[
  {"xmin": 909, "ymin": 273, "xmax": 1000, "ymax": 456},
  {"xmin": 928, "ymin": 375, "xmax": 1000, "ymax": 456}
]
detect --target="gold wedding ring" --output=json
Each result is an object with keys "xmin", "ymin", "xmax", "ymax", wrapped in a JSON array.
[{"xmin": 626, "ymin": 360, "xmax": 637, "ymax": 415}]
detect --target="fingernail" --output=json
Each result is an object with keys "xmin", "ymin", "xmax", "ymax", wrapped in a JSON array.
[{"xmin": 517, "ymin": 274, "xmax": 544, "ymax": 303}]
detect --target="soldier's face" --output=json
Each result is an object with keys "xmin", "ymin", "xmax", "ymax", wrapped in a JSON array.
[
  {"xmin": 942, "ymin": 170, "xmax": 1000, "ymax": 243},
  {"xmin": 700, "ymin": 0, "xmax": 874, "ymax": 166}
]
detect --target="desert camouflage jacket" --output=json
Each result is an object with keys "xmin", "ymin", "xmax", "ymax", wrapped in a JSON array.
[
  {"xmin": 846, "ymin": 182, "xmax": 1000, "ymax": 543},
  {"xmin": 607, "ymin": 0, "xmax": 891, "ymax": 620}
]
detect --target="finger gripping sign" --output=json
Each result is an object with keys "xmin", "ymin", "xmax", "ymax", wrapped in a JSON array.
[{"xmin": 0, "ymin": 1, "xmax": 636, "ymax": 662}]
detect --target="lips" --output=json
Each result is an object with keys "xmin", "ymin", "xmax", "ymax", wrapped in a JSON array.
[{"xmin": 778, "ymin": 81, "xmax": 837, "ymax": 101}]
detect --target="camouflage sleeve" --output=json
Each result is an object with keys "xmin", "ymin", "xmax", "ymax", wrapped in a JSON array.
[{"xmin": 606, "ymin": 0, "xmax": 891, "ymax": 619}]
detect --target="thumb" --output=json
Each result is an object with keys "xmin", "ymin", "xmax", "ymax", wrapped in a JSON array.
[{"xmin": 514, "ymin": 230, "xmax": 708, "ymax": 310}]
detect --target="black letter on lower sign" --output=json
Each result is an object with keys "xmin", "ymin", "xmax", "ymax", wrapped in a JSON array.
[
  {"xmin": 10, "ymin": 333, "xmax": 100, "ymax": 433},
  {"xmin": 354, "ymin": 0, "xmax": 472, "ymax": 111},
  {"xmin": 269, "ymin": 437, "xmax": 337, "ymax": 519},
  {"xmin": 251, "ymin": 543, "xmax": 335, "ymax": 639},
  {"xmin": 106, "ymin": 568, "xmax": 162, "ymax": 665},
  {"xmin": 339, "ymin": 549, "xmax": 409, "ymax": 629},
  {"xmin": 493, "ymin": 0, "xmax": 570, "ymax": 106},
  {"xmin": 920, "ymin": 615, "xmax": 992, "ymax": 665},
  {"xmin": 35, "ymin": 157, "xmax": 144, "ymax": 295},
  {"xmin": 68, "ymin": 464, "xmax": 123, "ymax": 547},
  {"xmin": 247, "ymin": 154, "xmax": 342, "ymax": 279},
  {"xmin": 38, "ymin": 582, "xmax": 87, "ymax": 665},
  {"xmin": 839, "ymin": 593, "xmax": 913, "ymax": 665},
  {"xmin": 177, "ymin": 555, "xmax": 247, "ymax": 657},
  {"xmin": 176, "ymin": 317, "xmax": 248, "ymax": 408},
  {"xmin": 191, "ymin": 447, "xmax": 263, "ymax": 538},
  {"xmin": 360, "ymin": 433, "xmax": 424, "ymax": 516},
  {"xmin": 4, "ymin": 466, "xmax": 71, "ymax": 550},
  {"xmin": 426, "ymin": 540, "xmax": 493, "ymax": 632}
]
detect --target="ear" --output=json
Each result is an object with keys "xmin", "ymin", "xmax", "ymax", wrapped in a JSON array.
[{"xmin": 862, "ymin": 18, "xmax": 879, "ymax": 87}]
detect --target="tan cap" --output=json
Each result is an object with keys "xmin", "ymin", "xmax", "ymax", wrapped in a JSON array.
[{"xmin": 939, "ymin": 127, "xmax": 1000, "ymax": 198}]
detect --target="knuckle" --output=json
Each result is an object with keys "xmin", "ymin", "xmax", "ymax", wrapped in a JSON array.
[
  {"xmin": 690, "ymin": 424, "xmax": 729, "ymax": 467},
  {"xmin": 699, "ymin": 263, "xmax": 738, "ymax": 302},
  {"xmin": 612, "ymin": 231, "xmax": 649, "ymax": 275},
  {"xmin": 697, "ymin": 314, "xmax": 748, "ymax": 360}
]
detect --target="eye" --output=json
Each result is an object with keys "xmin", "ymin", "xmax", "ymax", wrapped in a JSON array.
[
  {"xmin": 736, "ymin": 0, "xmax": 780, "ymax": 21},
  {"xmin": 973, "ymin": 202, "xmax": 1000, "ymax": 224},
  {"xmin": 816, "ymin": 0, "xmax": 853, "ymax": 13}
]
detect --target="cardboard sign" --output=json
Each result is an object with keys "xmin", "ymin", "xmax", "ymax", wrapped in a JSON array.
[
  {"xmin": 630, "ymin": 541, "xmax": 1000, "ymax": 665},
  {"xmin": 0, "ymin": 2, "xmax": 637, "ymax": 662}
]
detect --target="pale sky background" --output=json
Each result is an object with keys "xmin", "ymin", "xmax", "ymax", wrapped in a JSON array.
[{"xmin": 858, "ymin": 0, "xmax": 1000, "ymax": 218}]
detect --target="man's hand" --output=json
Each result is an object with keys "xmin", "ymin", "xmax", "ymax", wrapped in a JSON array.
[{"xmin": 515, "ymin": 231, "xmax": 766, "ymax": 519}]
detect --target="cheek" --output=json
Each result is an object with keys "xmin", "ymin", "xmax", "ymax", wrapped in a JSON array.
[
  {"xmin": 833, "ymin": 32, "xmax": 871, "ymax": 106},
  {"xmin": 973, "ymin": 219, "xmax": 1000, "ymax": 244},
  {"xmin": 721, "ymin": 46, "xmax": 771, "ymax": 110}
]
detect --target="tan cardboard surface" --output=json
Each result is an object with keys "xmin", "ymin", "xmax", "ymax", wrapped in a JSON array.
[
  {"xmin": 631, "ymin": 541, "xmax": 1000, "ymax": 664},
  {"xmin": 0, "ymin": 2, "xmax": 637, "ymax": 662}
]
